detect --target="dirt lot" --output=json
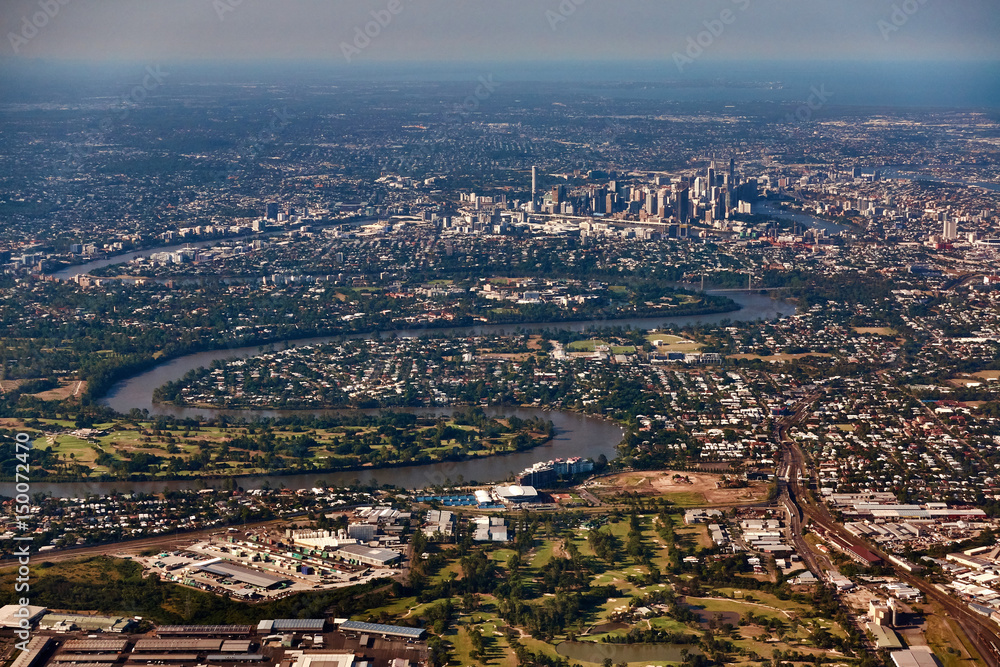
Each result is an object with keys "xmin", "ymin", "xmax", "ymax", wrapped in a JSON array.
[
  {"xmin": 0, "ymin": 380, "xmax": 26, "ymax": 393},
  {"xmin": 33, "ymin": 379, "xmax": 86, "ymax": 401},
  {"xmin": 588, "ymin": 470, "xmax": 770, "ymax": 505},
  {"xmin": 852, "ymin": 327, "xmax": 898, "ymax": 336}
]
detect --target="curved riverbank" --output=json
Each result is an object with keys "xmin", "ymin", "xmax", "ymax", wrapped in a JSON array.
[
  {"xmin": 2, "ymin": 408, "xmax": 623, "ymax": 496},
  {"xmin": 13, "ymin": 426, "xmax": 557, "ymax": 486},
  {"xmin": 7, "ymin": 291, "xmax": 793, "ymax": 496},
  {"xmin": 102, "ymin": 292, "xmax": 792, "ymax": 418}
]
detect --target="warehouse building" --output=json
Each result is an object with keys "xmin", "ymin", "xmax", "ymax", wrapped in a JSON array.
[
  {"xmin": 133, "ymin": 639, "xmax": 223, "ymax": 652},
  {"xmin": 338, "ymin": 621, "xmax": 425, "ymax": 640},
  {"xmin": 424, "ymin": 510, "xmax": 455, "ymax": 537},
  {"xmin": 891, "ymin": 647, "xmax": 941, "ymax": 667},
  {"xmin": 11, "ymin": 637, "xmax": 52, "ymax": 667},
  {"xmin": 868, "ymin": 624, "xmax": 903, "ymax": 650},
  {"xmin": 257, "ymin": 619, "xmax": 326, "ymax": 633},
  {"xmin": 38, "ymin": 613, "xmax": 135, "ymax": 633},
  {"xmin": 289, "ymin": 654, "xmax": 356, "ymax": 667},
  {"xmin": 205, "ymin": 655, "xmax": 265, "ymax": 662},
  {"xmin": 60, "ymin": 641, "xmax": 130, "ymax": 653},
  {"xmin": 334, "ymin": 544, "xmax": 401, "ymax": 567},
  {"xmin": 0, "ymin": 604, "xmax": 47, "ymax": 629},
  {"xmin": 191, "ymin": 560, "xmax": 289, "ymax": 589},
  {"xmin": 128, "ymin": 654, "xmax": 199, "ymax": 662},
  {"xmin": 157, "ymin": 625, "xmax": 252, "ymax": 637},
  {"xmin": 50, "ymin": 654, "xmax": 123, "ymax": 663}
]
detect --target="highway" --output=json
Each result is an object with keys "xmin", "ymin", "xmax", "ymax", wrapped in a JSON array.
[{"xmin": 774, "ymin": 394, "xmax": 1000, "ymax": 667}]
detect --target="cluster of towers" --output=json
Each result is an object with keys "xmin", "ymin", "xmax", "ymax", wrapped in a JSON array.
[{"xmin": 528, "ymin": 158, "xmax": 757, "ymax": 223}]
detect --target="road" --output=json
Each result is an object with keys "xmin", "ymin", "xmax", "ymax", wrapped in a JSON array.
[
  {"xmin": 0, "ymin": 518, "xmax": 287, "ymax": 568},
  {"xmin": 774, "ymin": 394, "xmax": 1000, "ymax": 667}
]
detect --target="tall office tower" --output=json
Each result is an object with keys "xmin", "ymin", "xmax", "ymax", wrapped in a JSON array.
[
  {"xmin": 266, "ymin": 202, "xmax": 279, "ymax": 220},
  {"xmin": 592, "ymin": 187, "xmax": 607, "ymax": 214},
  {"xmin": 532, "ymin": 166, "xmax": 538, "ymax": 201},
  {"xmin": 552, "ymin": 185, "xmax": 566, "ymax": 205},
  {"xmin": 645, "ymin": 191, "xmax": 657, "ymax": 215},
  {"xmin": 677, "ymin": 188, "xmax": 690, "ymax": 222},
  {"xmin": 729, "ymin": 157, "xmax": 736, "ymax": 183},
  {"xmin": 943, "ymin": 220, "xmax": 958, "ymax": 239},
  {"xmin": 606, "ymin": 193, "xmax": 616, "ymax": 214},
  {"xmin": 707, "ymin": 165, "xmax": 716, "ymax": 188},
  {"xmin": 693, "ymin": 177, "xmax": 704, "ymax": 198}
]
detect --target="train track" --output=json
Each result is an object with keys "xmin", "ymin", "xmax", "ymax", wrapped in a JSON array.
[{"xmin": 774, "ymin": 397, "xmax": 1000, "ymax": 667}]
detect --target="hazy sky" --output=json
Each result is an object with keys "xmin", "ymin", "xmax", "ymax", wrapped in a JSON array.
[{"xmin": 2, "ymin": 0, "xmax": 998, "ymax": 64}]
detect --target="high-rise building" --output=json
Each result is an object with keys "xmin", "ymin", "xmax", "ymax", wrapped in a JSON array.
[
  {"xmin": 266, "ymin": 202, "xmax": 279, "ymax": 220},
  {"xmin": 551, "ymin": 185, "xmax": 566, "ymax": 205},
  {"xmin": 645, "ymin": 191, "xmax": 657, "ymax": 215},
  {"xmin": 531, "ymin": 166, "xmax": 538, "ymax": 202},
  {"xmin": 943, "ymin": 220, "xmax": 958, "ymax": 239},
  {"xmin": 677, "ymin": 188, "xmax": 690, "ymax": 222}
]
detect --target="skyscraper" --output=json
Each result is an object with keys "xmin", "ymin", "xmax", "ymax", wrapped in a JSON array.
[
  {"xmin": 266, "ymin": 202, "xmax": 279, "ymax": 220},
  {"xmin": 645, "ymin": 190, "xmax": 657, "ymax": 215},
  {"xmin": 943, "ymin": 220, "xmax": 958, "ymax": 239},
  {"xmin": 531, "ymin": 166, "xmax": 538, "ymax": 202}
]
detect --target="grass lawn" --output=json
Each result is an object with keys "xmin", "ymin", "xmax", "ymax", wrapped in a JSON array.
[
  {"xmin": 567, "ymin": 339, "xmax": 607, "ymax": 352},
  {"xmin": 925, "ymin": 610, "xmax": 983, "ymax": 667},
  {"xmin": 708, "ymin": 589, "xmax": 810, "ymax": 615},
  {"xmin": 38, "ymin": 434, "xmax": 95, "ymax": 456},
  {"xmin": 661, "ymin": 491, "xmax": 708, "ymax": 507},
  {"xmin": 489, "ymin": 548, "xmax": 517, "ymax": 567},
  {"xmin": 646, "ymin": 333, "xmax": 704, "ymax": 353},
  {"xmin": 648, "ymin": 615, "xmax": 697, "ymax": 634},
  {"xmin": 685, "ymin": 596, "xmax": 793, "ymax": 624},
  {"xmin": 431, "ymin": 560, "xmax": 463, "ymax": 584},
  {"xmin": 529, "ymin": 540, "xmax": 556, "ymax": 571},
  {"xmin": 677, "ymin": 523, "xmax": 713, "ymax": 550}
]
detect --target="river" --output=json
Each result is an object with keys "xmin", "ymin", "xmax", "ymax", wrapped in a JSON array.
[
  {"xmin": 48, "ymin": 218, "xmax": 380, "ymax": 282},
  {"xmin": 13, "ymin": 407, "xmax": 622, "ymax": 497},
  {"xmin": 100, "ymin": 290, "xmax": 792, "ymax": 418},
  {"xmin": 22, "ymin": 251, "xmax": 795, "ymax": 497},
  {"xmin": 754, "ymin": 202, "xmax": 850, "ymax": 235},
  {"xmin": 880, "ymin": 165, "xmax": 1000, "ymax": 193}
]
